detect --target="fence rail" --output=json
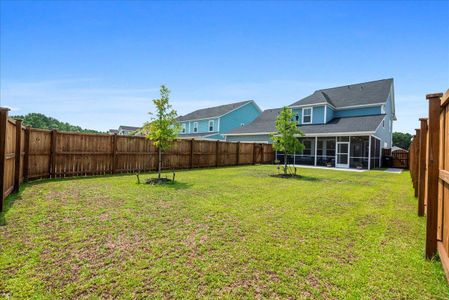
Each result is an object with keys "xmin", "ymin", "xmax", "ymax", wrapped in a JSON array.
[
  {"xmin": 0, "ymin": 108, "xmax": 274, "ymax": 211},
  {"xmin": 408, "ymin": 89, "xmax": 449, "ymax": 282}
]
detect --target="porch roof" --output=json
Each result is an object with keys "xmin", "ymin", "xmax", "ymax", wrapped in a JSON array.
[{"xmin": 225, "ymin": 114, "xmax": 385, "ymax": 136}]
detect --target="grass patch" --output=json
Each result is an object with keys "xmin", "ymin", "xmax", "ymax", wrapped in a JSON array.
[{"xmin": 1, "ymin": 166, "xmax": 448, "ymax": 298}]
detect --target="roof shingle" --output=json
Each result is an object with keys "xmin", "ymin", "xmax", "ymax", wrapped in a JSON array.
[{"xmin": 177, "ymin": 100, "xmax": 255, "ymax": 121}]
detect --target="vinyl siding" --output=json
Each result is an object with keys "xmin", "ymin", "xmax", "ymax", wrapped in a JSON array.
[
  {"xmin": 219, "ymin": 102, "xmax": 261, "ymax": 133},
  {"xmin": 334, "ymin": 106, "xmax": 382, "ymax": 118}
]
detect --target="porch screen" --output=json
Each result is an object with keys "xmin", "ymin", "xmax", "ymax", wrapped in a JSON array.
[
  {"xmin": 370, "ymin": 137, "xmax": 381, "ymax": 168},
  {"xmin": 316, "ymin": 138, "xmax": 336, "ymax": 167},
  {"xmin": 294, "ymin": 138, "xmax": 315, "ymax": 165},
  {"xmin": 350, "ymin": 136, "xmax": 369, "ymax": 169}
]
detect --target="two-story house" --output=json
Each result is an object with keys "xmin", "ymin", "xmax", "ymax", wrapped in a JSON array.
[
  {"xmin": 177, "ymin": 100, "xmax": 262, "ymax": 140},
  {"xmin": 224, "ymin": 79, "xmax": 396, "ymax": 169}
]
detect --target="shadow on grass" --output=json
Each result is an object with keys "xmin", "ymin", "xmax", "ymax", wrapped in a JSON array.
[
  {"xmin": 271, "ymin": 174, "xmax": 322, "ymax": 182},
  {"xmin": 0, "ymin": 187, "xmax": 25, "ymax": 226}
]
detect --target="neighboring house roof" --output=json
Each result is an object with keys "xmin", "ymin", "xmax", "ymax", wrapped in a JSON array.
[
  {"xmin": 108, "ymin": 129, "xmax": 119, "ymax": 134},
  {"xmin": 118, "ymin": 125, "xmax": 140, "ymax": 131},
  {"xmin": 225, "ymin": 112, "xmax": 385, "ymax": 136},
  {"xmin": 289, "ymin": 78, "xmax": 393, "ymax": 108},
  {"xmin": 177, "ymin": 100, "xmax": 259, "ymax": 121}
]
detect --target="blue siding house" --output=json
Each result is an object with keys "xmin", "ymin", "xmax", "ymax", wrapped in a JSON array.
[
  {"xmin": 177, "ymin": 100, "xmax": 262, "ymax": 140},
  {"xmin": 224, "ymin": 79, "xmax": 396, "ymax": 170}
]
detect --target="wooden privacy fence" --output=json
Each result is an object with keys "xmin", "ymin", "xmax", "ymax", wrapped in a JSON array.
[
  {"xmin": 408, "ymin": 90, "xmax": 449, "ymax": 282},
  {"xmin": 0, "ymin": 108, "xmax": 274, "ymax": 211},
  {"xmin": 382, "ymin": 148, "xmax": 409, "ymax": 169}
]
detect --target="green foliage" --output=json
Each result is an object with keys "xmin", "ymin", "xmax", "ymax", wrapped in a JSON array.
[
  {"xmin": 271, "ymin": 107, "xmax": 304, "ymax": 173},
  {"xmin": 11, "ymin": 113, "xmax": 100, "ymax": 133},
  {"xmin": 140, "ymin": 85, "xmax": 180, "ymax": 150},
  {"xmin": 393, "ymin": 132, "xmax": 413, "ymax": 150}
]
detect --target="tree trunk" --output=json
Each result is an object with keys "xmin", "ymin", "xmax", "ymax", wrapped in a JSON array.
[{"xmin": 158, "ymin": 147, "xmax": 162, "ymax": 179}]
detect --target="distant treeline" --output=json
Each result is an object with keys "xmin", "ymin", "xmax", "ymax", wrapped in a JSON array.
[{"xmin": 11, "ymin": 113, "xmax": 101, "ymax": 134}]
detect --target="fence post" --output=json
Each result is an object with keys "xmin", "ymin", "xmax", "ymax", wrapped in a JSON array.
[
  {"xmin": 425, "ymin": 93, "xmax": 442, "ymax": 259},
  {"xmin": 414, "ymin": 129, "xmax": 421, "ymax": 197},
  {"xmin": 23, "ymin": 126, "xmax": 31, "ymax": 182},
  {"xmin": 252, "ymin": 143, "xmax": 256, "ymax": 165},
  {"xmin": 111, "ymin": 133, "xmax": 117, "ymax": 174},
  {"xmin": 49, "ymin": 130, "xmax": 57, "ymax": 178},
  {"xmin": 215, "ymin": 140, "xmax": 219, "ymax": 167},
  {"xmin": 261, "ymin": 144, "xmax": 264, "ymax": 164},
  {"xmin": 13, "ymin": 119, "xmax": 22, "ymax": 193},
  {"xmin": 236, "ymin": 142, "xmax": 240, "ymax": 165},
  {"xmin": 190, "ymin": 139, "xmax": 194, "ymax": 169},
  {"xmin": 418, "ymin": 119, "xmax": 428, "ymax": 217},
  {"xmin": 0, "ymin": 108, "xmax": 10, "ymax": 212}
]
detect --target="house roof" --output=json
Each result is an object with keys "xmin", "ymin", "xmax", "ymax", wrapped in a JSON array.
[
  {"xmin": 118, "ymin": 125, "xmax": 140, "ymax": 131},
  {"xmin": 225, "ymin": 112, "xmax": 385, "ymax": 135},
  {"xmin": 289, "ymin": 78, "xmax": 393, "ymax": 108},
  {"xmin": 297, "ymin": 115, "xmax": 385, "ymax": 135},
  {"xmin": 177, "ymin": 132, "xmax": 217, "ymax": 139},
  {"xmin": 177, "ymin": 100, "xmax": 256, "ymax": 121}
]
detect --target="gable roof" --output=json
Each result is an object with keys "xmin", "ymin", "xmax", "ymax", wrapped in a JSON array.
[
  {"xmin": 177, "ymin": 100, "xmax": 258, "ymax": 121},
  {"xmin": 289, "ymin": 78, "xmax": 393, "ymax": 108},
  {"xmin": 118, "ymin": 125, "xmax": 140, "ymax": 131},
  {"xmin": 225, "ymin": 112, "xmax": 385, "ymax": 136}
]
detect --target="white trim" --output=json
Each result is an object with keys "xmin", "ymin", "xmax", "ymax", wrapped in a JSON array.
[
  {"xmin": 336, "ymin": 141, "xmax": 350, "ymax": 168},
  {"xmin": 181, "ymin": 123, "xmax": 187, "ymax": 134},
  {"xmin": 301, "ymin": 131, "xmax": 375, "ymax": 137},
  {"xmin": 208, "ymin": 120, "xmax": 215, "ymax": 132},
  {"xmin": 302, "ymin": 107, "xmax": 313, "ymax": 124},
  {"xmin": 368, "ymin": 135, "xmax": 372, "ymax": 170},
  {"xmin": 289, "ymin": 102, "xmax": 335, "ymax": 109},
  {"xmin": 373, "ymin": 115, "xmax": 387, "ymax": 133},
  {"xmin": 335, "ymin": 102, "xmax": 385, "ymax": 110},
  {"xmin": 289, "ymin": 102, "xmax": 385, "ymax": 111},
  {"xmin": 324, "ymin": 105, "xmax": 327, "ymax": 124},
  {"xmin": 223, "ymin": 132, "xmax": 273, "ymax": 136},
  {"xmin": 217, "ymin": 118, "xmax": 220, "ymax": 132},
  {"xmin": 193, "ymin": 122, "xmax": 198, "ymax": 133},
  {"xmin": 314, "ymin": 137, "xmax": 318, "ymax": 166}
]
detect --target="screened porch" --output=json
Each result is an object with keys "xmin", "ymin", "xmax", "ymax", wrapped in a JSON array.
[{"xmin": 276, "ymin": 135, "xmax": 382, "ymax": 170}]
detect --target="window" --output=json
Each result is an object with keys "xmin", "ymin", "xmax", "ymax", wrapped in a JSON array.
[
  {"xmin": 382, "ymin": 120, "xmax": 385, "ymax": 128},
  {"xmin": 181, "ymin": 123, "xmax": 186, "ymax": 134},
  {"xmin": 295, "ymin": 113, "xmax": 299, "ymax": 124},
  {"xmin": 193, "ymin": 122, "xmax": 198, "ymax": 133},
  {"xmin": 302, "ymin": 108, "xmax": 312, "ymax": 124},
  {"xmin": 208, "ymin": 120, "xmax": 214, "ymax": 132}
]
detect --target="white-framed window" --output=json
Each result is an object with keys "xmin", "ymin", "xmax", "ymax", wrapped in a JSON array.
[
  {"xmin": 193, "ymin": 122, "xmax": 198, "ymax": 133},
  {"xmin": 181, "ymin": 123, "xmax": 186, "ymax": 133},
  {"xmin": 295, "ymin": 113, "xmax": 300, "ymax": 124},
  {"xmin": 208, "ymin": 120, "xmax": 214, "ymax": 132},
  {"xmin": 302, "ymin": 107, "xmax": 312, "ymax": 124}
]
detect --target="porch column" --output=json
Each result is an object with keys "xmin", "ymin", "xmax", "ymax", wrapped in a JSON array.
[
  {"xmin": 368, "ymin": 135, "xmax": 372, "ymax": 170},
  {"xmin": 314, "ymin": 137, "xmax": 317, "ymax": 166}
]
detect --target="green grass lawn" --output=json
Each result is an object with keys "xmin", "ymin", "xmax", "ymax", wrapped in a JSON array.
[{"xmin": 1, "ymin": 166, "xmax": 448, "ymax": 299}]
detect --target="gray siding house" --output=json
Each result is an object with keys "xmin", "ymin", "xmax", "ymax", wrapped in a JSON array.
[{"xmin": 224, "ymin": 79, "xmax": 396, "ymax": 169}]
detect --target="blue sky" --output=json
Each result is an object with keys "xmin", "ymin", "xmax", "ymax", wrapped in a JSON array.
[{"xmin": 1, "ymin": 1, "xmax": 448, "ymax": 133}]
